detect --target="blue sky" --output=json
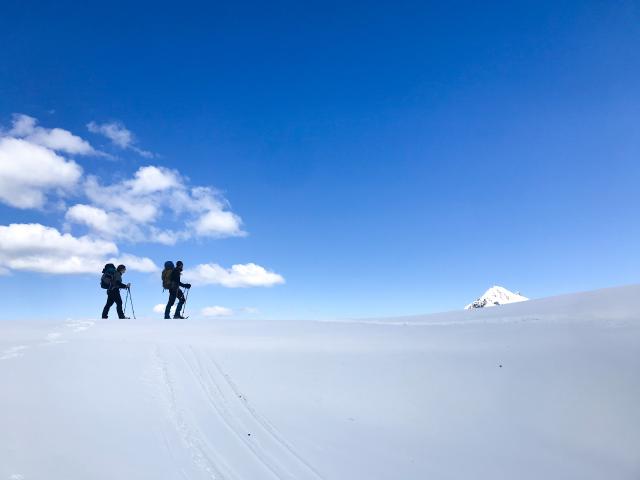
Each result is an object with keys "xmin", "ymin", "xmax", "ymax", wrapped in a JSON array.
[{"xmin": 0, "ymin": 0, "xmax": 639, "ymax": 320}]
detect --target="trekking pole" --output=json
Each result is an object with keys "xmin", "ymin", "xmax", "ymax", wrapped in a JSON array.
[
  {"xmin": 183, "ymin": 287, "xmax": 190, "ymax": 317},
  {"xmin": 128, "ymin": 286, "xmax": 137, "ymax": 319},
  {"xmin": 123, "ymin": 288, "xmax": 130, "ymax": 317}
]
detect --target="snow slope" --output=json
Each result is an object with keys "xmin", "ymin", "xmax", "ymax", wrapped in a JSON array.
[
  {"xmin": 465, "ymin": 285, "xmax": 529, "ymax": 309},
  {"xmin": 1, "ymin": 285, "xmax": 639, "ymax": 479}
]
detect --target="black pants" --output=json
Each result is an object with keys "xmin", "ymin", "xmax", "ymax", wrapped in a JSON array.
[
  {"xmin": 102, "ymin": 288, "xmax": 125, "ymax": 319},
  {"xmin": 165, "ymin": 288, "xmax": 185, "ymax": 318}
]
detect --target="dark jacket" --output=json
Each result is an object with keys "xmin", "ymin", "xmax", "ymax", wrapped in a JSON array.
[
  {"xmin": 170, "ymin": 268, "xmax": 188, "ymax": 290},
  {"xmin": 110, "ymin": 271, "xmax": 128, "ymax": 290}
]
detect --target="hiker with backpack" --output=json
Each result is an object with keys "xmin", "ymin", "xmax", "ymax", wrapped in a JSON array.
[
  {"xmin": 101, "ymin": 264, "xmax": 131, "ymax": 319},
  {"xmin": 162, "ymin": 260, "xmax": 191, "ymax": 319}
]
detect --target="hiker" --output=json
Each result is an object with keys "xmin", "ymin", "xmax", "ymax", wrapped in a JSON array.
[
  {"xmin": 163, "ymin": 260, "xmax": 191, "ymax": 319},
  {"xmin": 101, "ymin": 264, "xmax": 130, "ymax": 319}
]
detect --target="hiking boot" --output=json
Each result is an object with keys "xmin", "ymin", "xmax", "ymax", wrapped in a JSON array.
[{"xmin": 173, "ymin": 314, "xmax": 187, "ymax": 319}]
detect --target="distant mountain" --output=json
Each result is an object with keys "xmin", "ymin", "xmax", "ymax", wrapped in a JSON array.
[{"xmin": 465, "ymin": 285, "xmax": 528, "ymax": 309}]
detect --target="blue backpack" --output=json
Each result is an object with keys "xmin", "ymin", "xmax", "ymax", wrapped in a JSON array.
[{"xmin": 100, "ymin": 263, "xmax": 116, "ymax": 289}]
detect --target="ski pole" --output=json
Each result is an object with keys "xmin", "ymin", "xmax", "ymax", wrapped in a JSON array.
[
  {"xmin": 123, "ymin": 288, "xmax": 130, "ymax": 317},
  {"xmin": 128, "ymin": 286, "xmax": 137, "ymax": 319},
  {"xmin": 182, "ymin": 287, "xmax": 190, "ymax": 317}
]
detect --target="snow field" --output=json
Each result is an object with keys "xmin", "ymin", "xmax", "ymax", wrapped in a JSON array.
[{"xmin": 1, "ymin": 285, "xmax": 639, "ymax": 479}]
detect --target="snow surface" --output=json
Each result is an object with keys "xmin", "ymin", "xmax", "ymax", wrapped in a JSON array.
[
  {"xmin": 465, "ymin": 285, "xmax": 529, "ymax": 309},
  {"xmin": 1, "ymin": 285, "xmax": 639, "ymax": 479}
]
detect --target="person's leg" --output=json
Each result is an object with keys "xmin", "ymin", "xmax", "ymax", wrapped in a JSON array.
[
  {"xmin": 115, "ymin": 290, "xmax": 125, "ymax": 318},
  {"xmin": 165, "ymin": 289, "xmax": 177, "ymax": 318},
  {"xmin": 174, "ymin": 289, "xmax": 185, "ymax": 318},
  {"xmin": 102, "ymin": 291, "xmax": 115, "ymax": 318}
]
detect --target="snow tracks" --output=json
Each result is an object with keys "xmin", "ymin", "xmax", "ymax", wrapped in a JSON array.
[
  {"xmin": 152, "ymin": 345, "xmax": 324, "ymax": 480},
  {"xmin": 0, "ymin": 319, "xmax": 95, "ymax": 361}
]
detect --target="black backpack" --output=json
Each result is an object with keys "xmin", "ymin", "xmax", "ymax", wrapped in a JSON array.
[
  {"xmin": 101, "ymin": 263, "xmax": 116, "ymax": 289},
  {"xmin": 161, "ymin": 261, "xmax": 175, "ymax": 290}
]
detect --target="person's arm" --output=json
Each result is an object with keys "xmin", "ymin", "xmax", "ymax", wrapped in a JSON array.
[
  {"xmin": 114, "ymin": 273, "xmax": 129, "ymax": 289},
  {"xmin": 174, "ymin": 270, "xmax": 190, "ymax": 288}
]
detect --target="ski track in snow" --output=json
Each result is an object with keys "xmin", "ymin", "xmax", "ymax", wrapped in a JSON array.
[
  {"xmin": 153, "ymin": 346, "xmax": 237, "ymax": 480},
  {"xmin": 184, "ymin": 346, "xmax": 324, "ymax": 480},
  {"xmin": 200, "ymin": 348, "xmax": 324, "ymax": 480},
  {"xmin": 179, "ymin": 346, "xmax": 284, "ymax": 480},
  {"xmin": 152, "ymin": 344, "xmax": 323, "ymax": 480}
]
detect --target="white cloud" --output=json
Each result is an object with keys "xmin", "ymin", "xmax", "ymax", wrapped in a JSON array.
[
  {"xmin": 110, "ymin": 254, "xmax": 159, "ymax": 273},
  {"xmin": 87, "ymin": 121, "xmax": 131, "ymax": 148},
  {"xmin": 154, "ymin": 303, "xmax": 179, "ymax": 318},
  {"xmin": 182, "ymin": 186, "xmax": 246, "ymax": 238},
  {"xmin": 65, "ymin": 203, "xmax": 147, "ymax": 242},
  {"xmin": 128, "ymin": 165, "xmax": 180, "ymax": 194},
  {"xmin": 68, "ymin": 166, "xmax": 245, "ymax": 243},
  {"xmin": 191, "ymin": 210, "xmax": 245, "ymax": 237},
  {"xmin": 201, "ymin": 306, "xmax": 234, "ymax": 317},
  {"xmin": 0, "ymin": 137, "xmax": 83, "ymax": 209},
  {"xmin": 81, "ymin": 167, "xmax": 179, "ymax": 226},
  {"xmin": 0, "ymin": 223, "xmax": 157, "ymax": 274},
  {"xmin": 7, "ymin": 114, "xmax": 35, "ymax": 136},
  {"xmin": 148, "ymin": 227, "xmax": 184, "ymax": 246},
  {"xmin": 67, "ymin": 204, "xmax": 111, "ymax": 229},
  {"xmin": 188, "ymin": 262, "xmax": 285, "ymax": 288},
  {"xmin": 10, "ymin": 114, "xmax": 97, "ymax": 155},
  {"xmin": 66, "ymin": 204, "xmax": 127, "ymax": 235},
  {"xmin": 0, "ymin": 115, "xmax": 258, "ymax": 283},
  {"xmin": 84, "ymin": 175, "xmax": 160, "ymax": 224},
  {"xmin": 0, "ymin": 223, "xmax": 115, "ymax": 274},
  {"xmin": 87, "ymin": 121, "xmax": 154, "ymax": 158},
  {"xmin": 153, "ymin": 303, "xmax": 176, "ymax": 314}
]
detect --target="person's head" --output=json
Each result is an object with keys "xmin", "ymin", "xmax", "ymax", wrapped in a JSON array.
[
  {"xmin": 117, "ymin": 264, "xmax": 126, "ymax": 274},
  {"xmin": 176, "ymin": 261, "xmax": 183, "ymax": 271}
]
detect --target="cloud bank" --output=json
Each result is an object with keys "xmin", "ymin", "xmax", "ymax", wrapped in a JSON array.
[
  {"xmin": 66, "ymin": 165, "xmax": 245, "ymax": 243},
  {"xmin": 0, "ymin": 114, "xmax": 283, "ymax": 286},
  {"xmin": 189, "ymin": 262, "xmax": 285, "ymax": 288},
  {"xmin": 0, "ymin": 115, "xmax": 245, "ymax": 244},
  {"xmin": 0, "ymin": 137, "xmax": 82, "ymax": 208},
  {"xmin": 10, "ymin": 114, "xmax": 98, "ymax": 155},
  {"xmin": 0, "ymin": 223, "xmax": 157, "ymax": 274}
]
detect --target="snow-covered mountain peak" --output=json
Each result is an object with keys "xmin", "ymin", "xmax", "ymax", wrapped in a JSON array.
[{"xmin": 465, "ymin": 285, "xmax": 528, "ymax": 309}]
